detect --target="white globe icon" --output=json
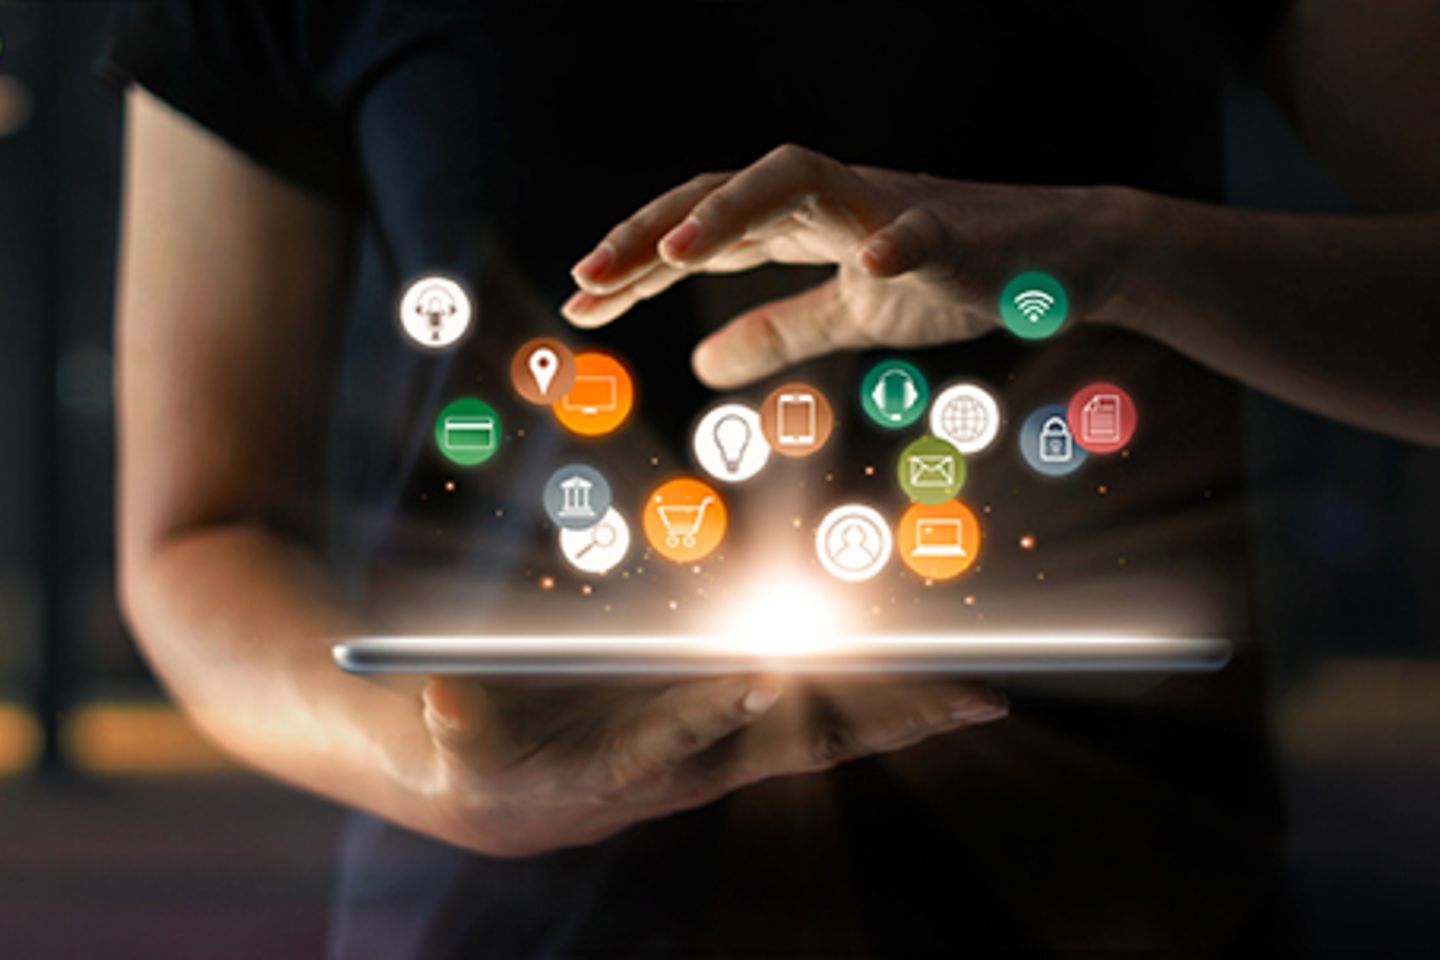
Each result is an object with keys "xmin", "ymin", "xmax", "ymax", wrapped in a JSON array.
[
  {"xmin": 941, "ymin": 396, "xmax": 989, "ymax": 444},
  {"xmin": 930, "ymin": 383, "xmax": 1001, "ymax": 454}
]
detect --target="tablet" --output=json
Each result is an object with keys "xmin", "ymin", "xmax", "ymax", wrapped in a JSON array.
[{"xmin": 333, "ymin": 633, "xmax": 1232, "ymax": 677}]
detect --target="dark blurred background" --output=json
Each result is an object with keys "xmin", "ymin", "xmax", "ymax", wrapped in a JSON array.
[{"xmin": 0, "ymin": 4, "xmax": 1436, "ymax": 956}]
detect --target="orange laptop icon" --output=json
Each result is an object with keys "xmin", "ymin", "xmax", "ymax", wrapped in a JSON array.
[{"xmin": 897, "ymin": 500, "xmax": 981, "ymax": 580}]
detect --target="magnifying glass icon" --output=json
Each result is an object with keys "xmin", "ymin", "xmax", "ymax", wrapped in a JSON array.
[{"xmin": 575, "ymin": 521, "xmax": 617, "ymax": 559}]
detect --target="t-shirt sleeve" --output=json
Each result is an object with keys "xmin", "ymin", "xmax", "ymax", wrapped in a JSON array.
[{"xmin": 95, "ymin": 0, "xmax": 363, "ymax": 205}]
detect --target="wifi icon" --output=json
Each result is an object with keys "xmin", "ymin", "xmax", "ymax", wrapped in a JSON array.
[
  {"xmin": 999, "ymin": 272, "xmax": 1069, "ymax": 340},
  {"xmin": 1013, "ymin": 289, "xmax": 1055, "ymax": 323}
]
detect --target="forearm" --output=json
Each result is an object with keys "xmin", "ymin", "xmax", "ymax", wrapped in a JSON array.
[
  {"xmin": 121, "ymin": 523, "xmax": 441, "ymax": 834},
  {"xmin": 1096, "ymin": 190, "xmax": 1440, "ymax": 445}
]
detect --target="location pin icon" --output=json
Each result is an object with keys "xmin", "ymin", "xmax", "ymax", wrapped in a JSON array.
[{"xmin": 528, "ymin": 347, "xmax": 558, "ymax": 396}]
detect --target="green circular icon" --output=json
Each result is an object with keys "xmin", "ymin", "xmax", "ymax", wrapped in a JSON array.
[
  {"xmin": 897, "ymin": 435, "xmax": 966, "ymax": 504},
  {"xmin": 435, "ymin": 397, "xmax": 502, "ymax": 466},
  {"xmin": 1000, "ymin": 271, "xmax": 1069, "ymax": 340},
  {"xmin": 860, "ymin": 359, "xmax": 929, "ymax": 429}
]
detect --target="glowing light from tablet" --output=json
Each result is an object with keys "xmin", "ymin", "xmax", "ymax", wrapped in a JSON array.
[{"xmin": 718, "ymin": 576, "xmax": 843, "ymax": 657}]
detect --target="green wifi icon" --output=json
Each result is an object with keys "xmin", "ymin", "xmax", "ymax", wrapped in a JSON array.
[{"xmin": 1000, "ymin": 272, "xmax": 1069, "ymax": 340}]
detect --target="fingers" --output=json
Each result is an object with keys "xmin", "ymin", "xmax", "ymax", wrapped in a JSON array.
[
  {"xmin": 656, "ymin": 144, "xmax": 891, "ymax": 268},
  {"xmin": 570, "ymin": 172, "xmax": 731, "ymax": 296},
  {"xmin": 606, "ymin": 674, "xmax": 786, "ymax": 790},
  {"xmin": 423, "ymin": 678, "xmax": 503, "ymax": 764},
  {"xmin": 857, "ymin": 205, "xmax": 953, "ymax": 279},
  {"xmin": 696, "ymin": 682, "xmax": 1007, "ymax": 794},
  {"xmin": 690, "ymin": 280, "xmax": 864, "ymax": 388}
]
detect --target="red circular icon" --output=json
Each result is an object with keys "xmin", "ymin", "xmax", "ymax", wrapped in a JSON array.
[{"xmin": 1066, "ymin": 382, "xmax": 1137, "ymax": 454}]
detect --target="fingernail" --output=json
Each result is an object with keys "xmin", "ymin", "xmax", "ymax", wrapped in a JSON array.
[
  {"xmin": 859, "ymin": 235, "xmax": 894, "ymax": 272},
  {"xmin": 951, "ymin": 696, "xmax": 1008, "ymax": 722},
  {"xmin": 573, "ymin": 243, "xmax": 614, "ymax": 281},
  {"xmin": 660, "ymin": 218, "xmax": 701, "ymax": 259},
  {"xmin": 562, "ymin": 290, "xmax": 599, "ymax": 315},
  {"xmin": 742, "ymin": 686, "xmax": 782, "ymax": 716}
]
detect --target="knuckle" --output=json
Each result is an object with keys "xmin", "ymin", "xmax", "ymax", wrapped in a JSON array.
[
  {"xmin": 687, "ymin": 170, "xmax": 728, "ymax": 192},
  {"xmin": 605, "ymin": 218, "xmax": 646, "ymax": 251},
  {"xmin": 767, "ymin": 142, "xmax": 811, "ymax": 166},
  {"xmin": 696, "ymin": 186, "xmax": 738, "ymax": 226},
  {"xmin": 810, "ymin": 726, "xmax": 865, "ymax": 767}
]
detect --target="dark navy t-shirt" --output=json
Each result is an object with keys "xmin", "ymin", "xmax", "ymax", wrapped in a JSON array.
[{"xmin": 101, "ymin": 2, "xmax": 1294, "ymax": 955}]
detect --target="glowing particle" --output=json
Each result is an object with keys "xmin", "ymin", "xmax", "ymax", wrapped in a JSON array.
[
  {"xmin": 1121, "ymin": 449, "xmax": 1130, "ymax": 459},
  {"xmin": 495, "ymin": 508, "xmax": 504, "ymax": 517},
  {"xmin": 444, "ymin": 480, "xmax": 456, "ymax": 493},
  {"xmin": 1019, "ymin": 535, "xmax": 1035, "ymax": 550},
  {"xmin": 539, "ymin": 575, "xmax": 555, "ymax": 591},
  {"xmin": 963, "ymin": 595, "xmax": 976, "ymax": 606},
  {"xmin": 580, "ymin": 584, "xmax": 593, "ymax": 596},
  {"xmin": 516, "ymin": 428, "xmax": 526, "ymax": 438},
  {"xmin": 649, "ymin": 456, "xmax": 660, "ymax": 467},
  {"xmin": 983, "ymin": 504, "xmax": 993, "ymax": 514},
  {"xmin": 1036, "ymin": 571, "xmax": 1046, "ymax": 581},
  {"xmin": 791, "ymin": 516, "xmax": 802, "ymax": 529},
  {"xmin": 863, "ymin": 465, "xmax": 875, "ymax": 476},
  {"xmin": 924, "ymin": 578, "xmax": 935, "ymax": 588},
  {"xmin": 692, "ymin": 565, "xmax": 702, "ymax": 575},
  {"xmin": 667, "ymin": 599, "xmax": 679, "ymax": 611},
  {"xmin": 825, "ymin": 472, "xmax": 834, "ymax": 483},
  {"xmin": 1097, "ymin": 485, "xmax": 1108, "ymax": 496},
  {"xmin": 1117, "ymin": 556, "xmax": 1127, "ymax": 567}
]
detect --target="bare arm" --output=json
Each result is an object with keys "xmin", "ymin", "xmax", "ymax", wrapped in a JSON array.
[
  {"xmin": 116, "ymin": 87, "xmax": 435, "ymax": 825},
  {"xmin": 116, "ymin": 88, "xmax": 1004, "ymax": 856}
]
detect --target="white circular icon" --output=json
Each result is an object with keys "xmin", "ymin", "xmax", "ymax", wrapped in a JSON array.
[
  {"xmin": 930, "ymin": 382, "xmax": 1001, "ymax": 455},
  {"xmin": 558, "ymin": 507, "xmax": 631, "ymax": 575},
  {"xmin": 815, "ymin": 504, "xmax": 894, "ymax": 583},
  {"xmin": 693, "ymin": 403, "xmax": 771, "ymax": 483},
  {"xmin": 399, "ymin": 275, "xmax": 472, "ymax": 349}
]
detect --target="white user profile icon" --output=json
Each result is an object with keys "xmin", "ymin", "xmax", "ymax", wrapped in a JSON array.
[
  {"xmin": 930, "ymin": 382, "xmax": 1002, "ymax": 455},
  {"xmin": 399, "ymin": 274, "xmax": 472, "ymax": 349},
  {"xmin": 815, "ymin": 503, "xmax": 893, "ymax": 583},
  {"xmin": 693, "ymin": 402, "xmax": 771, "ymax": 483},
  {"xmin": 558, "ymin": 506, "xmax": 631, "ymax": 575}
]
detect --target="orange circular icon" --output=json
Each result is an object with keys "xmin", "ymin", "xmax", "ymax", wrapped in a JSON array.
[
  {"xmin": 510, "ymin": 338, "xmax": 576, "ymax": 405},
  {"xmin": 896, "ymin": 499, "xmax": 981, "ymax": 580},
  {"xmin": 552, "ymin": 351, "xmax": 634, "ymax": 437},
  {"xmin": 759, "ymin": 383, "xmax": 834, "ymax": 457},
  {"xmin": 642, "ymin": 477, "xmax": 727, "ymax": 564}
]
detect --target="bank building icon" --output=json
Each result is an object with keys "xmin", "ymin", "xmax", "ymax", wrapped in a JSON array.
[{"xmin": 558, "ymin": 474, "xmax": 597, "ymax": 519}]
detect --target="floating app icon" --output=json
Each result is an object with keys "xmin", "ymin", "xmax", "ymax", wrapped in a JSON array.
[
  {"xmin": 643, "ymin": 477, "xmax": 727, "ymax": 564},
  {"xmin": 434, "ymin": 398, "xmax": 501, "ymax": 466},
  {"xmin": 1018, "ymin": 404, "xmax": 1088, "ymax": 477},
  {"xmin": 815, "ymin": 503, "xmax": 894, "ymax": 583},
  {"xmin": 399, "ymin": 275, "xmax": 472, "ymax": 349},
  {"xmin": 553, "ymin": 351, "xmax": 634, "ymax": 437},
  {"xmin": 896, "ymin": 435, "xmax": 966, "ymax": 504},
  {"xmin": 542, "ymin": 464, "xmax": 613, "ymax": 531},
  {"xmin": 930, "ymin": 382, "xmax": 1002, "ymax": 455},
  {"xmin": 692, "ymin": 402, "xmax": 770, "ymax": 482},
  {"xmin": 1067, "ymin": 382, "xmax": 1136, "ymax": 454},
  {"xmin": 897, "ymin": 500, "xmax": 981, "ymax": 580},
  {"xmin": 759, "ymin": 383, "xmax": 834, "ymax": 457},
  {"xmin": 860, "ymin": 359, "xmax": 928, "ymax": 429},
  {"xmin": 511, "ymin": 338, "xmax": 576, "ymax": 405},
  {"xmin": 558, "ymin": 507, "xmax": 632, "ymax": 575},
  {"xmin": 1000, "ymin": 271, "xmax": 1069, "ymax": 340}
]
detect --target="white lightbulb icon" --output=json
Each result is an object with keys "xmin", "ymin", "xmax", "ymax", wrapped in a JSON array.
[{"xmin": 712, "ymin": 414, "xmax": 751, "ymax": 474}]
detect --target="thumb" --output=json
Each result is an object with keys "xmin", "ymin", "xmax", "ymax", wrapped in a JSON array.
[
  {"xmin": 691, "ymin": 280, "xmax": 864, "ymax": 389},
  {"xmin": 422, "ymin": 677, "xmax": 504, "ymax": 762}
]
